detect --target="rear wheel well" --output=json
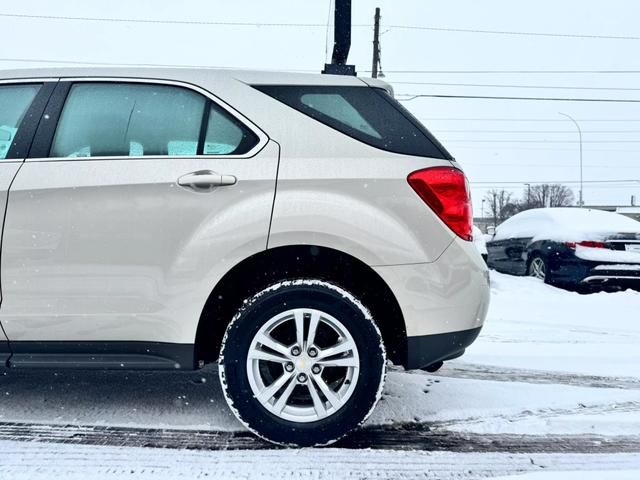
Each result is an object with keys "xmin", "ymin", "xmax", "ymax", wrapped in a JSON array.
[{"xmin": 194, "ymin": 245, "xmax": 407, "ymax": 367}]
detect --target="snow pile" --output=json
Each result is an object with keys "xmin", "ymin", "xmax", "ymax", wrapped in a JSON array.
[
  {"xmin": 493, "ymin": 208, "xmax": 640, "ymax": 243},
  {"xmin": 466, "ymin": 271, "xmax": 640, "ymax": 378},
  {"xmin": 472, "ymin": 225, "xmax": 488, "ymax": 255}
]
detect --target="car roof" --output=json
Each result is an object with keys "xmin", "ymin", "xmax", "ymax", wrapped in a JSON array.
[
  {"xmin": 0, "ymin": 66, "xmax": 393, "ymax": 92},
  {"xmin": 494, "ymin": 207, "xmax": 640, "ymax": 242}
]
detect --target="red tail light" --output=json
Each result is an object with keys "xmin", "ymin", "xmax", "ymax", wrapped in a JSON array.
[
  {"xmin": 407, "ymin": 167, "xmax": 473, "ymax": 241},
  {"xmin": 564, "ymin": 241, "xmax": 607, "ymax": 249}
]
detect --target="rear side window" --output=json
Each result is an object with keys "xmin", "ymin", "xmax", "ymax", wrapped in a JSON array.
[
  {"xmin": 51, "ymin": 82, "xmax": 258, "ymax": 158},
  {"xmin": 255, "ymin": 85, "xmax": 450, "ymax": 159},
  {"xmin": 0, "ymin": 84, "xmax": 41, "ymax": 159},
  {"xmin": 204, "ymin": 104, "xmax": 259, "ymax": 155}
]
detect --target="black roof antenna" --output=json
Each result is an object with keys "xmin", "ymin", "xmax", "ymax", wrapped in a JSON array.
[{"xmin": 322, "ymin": 0, "xmax": 356, "ymax": 76}]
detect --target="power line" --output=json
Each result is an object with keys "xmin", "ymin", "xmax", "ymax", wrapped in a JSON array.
[
  {"xmin": 2, "ymin": 58, "xmax": 639, "ymax": 77},
  {"xmin": 394, "ymin": 81, "xmax": 640, "ymax": 91},
  {"xmin": 445, "ymin": 140, "xmax": 640, "ymax": 144},
  {"xmin": 382, "ymin": 70, "xmax": 640, "ymax": 74},
  {"xmin": 453, "ymin": 146, "xmax": 640, "ymax": 152},
  {"xmin": 470, "ymin": 179, "xmax": 639, "ymax": 184},
  {"xmin": 471, "ymin": 184, "xmax": 638, "ymax": 190},
  {"xmin": 0, "ymin": 57, "xmax": 318, "ymax": 72},
  {"xmin": 0, "ymin": 13, "xmax": 329, "ymax": 27},
  {"xmin": 463, "ymin": 163, "xmax": 640, "ymax": 169},
  {"xmin": 421, "ymin": 118, "xmax": 640, "ymax": 122},
  {"xmin": 324, "ymin": 0, "xmax": 333, "ymax": 64},
  {"xmin": 382, "ymin": 24, "xmax": 640, "ymax": 41},
  {"xmin": 435, "ymin": 129, "xmax": 640, "ymax": 134},
  {"xmin": 2, "ymin": 13, "xmax": 640, "ymax": 41},
  {"xmin": 0, "ymin": 57, "xmax": 231, "ymax": 68},
  {"xmin": 399, "ymin": 94, "xmax": 640, "ymax": 103}
]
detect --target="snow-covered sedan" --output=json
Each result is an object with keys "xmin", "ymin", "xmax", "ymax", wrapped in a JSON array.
[{"xmin": 487, "ymin": 208, "xmax": 640, "ymax": 290}]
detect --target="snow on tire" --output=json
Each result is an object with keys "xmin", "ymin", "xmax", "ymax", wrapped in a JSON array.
[{"xmin": 218, "ymin": 279, "xmax": 386, "ymax": 447}]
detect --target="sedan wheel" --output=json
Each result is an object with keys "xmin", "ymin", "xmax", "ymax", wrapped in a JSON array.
[{"xmin": 528, "ymin": 255, "xmax": 547, "ymax": 281}]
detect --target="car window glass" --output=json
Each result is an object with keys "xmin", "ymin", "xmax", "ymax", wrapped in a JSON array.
[
  {"xmin": 255, "ymin": 85, "xmax": 450, "ymax": 159},
  {"xmin": 0, "ymin": 84, "xmax": 41, "ymax": 159},
  {"xmin": 203, "ymin": 103, "xmax": 259, "ymax": 155},
  {"xmin": 300, "ymin": 93, "xmax": 382, "ymax": 139},
  {"xmin": 51, "ymin": 83, "xmax": 205, "ymax": 158}
]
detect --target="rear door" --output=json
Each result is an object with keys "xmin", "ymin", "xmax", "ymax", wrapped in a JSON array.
[
  {"xmin": 486, "ymin": 237, "xmax": 510, "ymax": 271},
  {"xmin": 0, "ymin": 80, "xmax": 55, "ymax": 362},
  {"xmin": 487, "ymin": 236, "xmax": 528, "ymax": 274},
  {"xmin": 0, "ymin": 78, "xmax": 278, "ymax": 351}
]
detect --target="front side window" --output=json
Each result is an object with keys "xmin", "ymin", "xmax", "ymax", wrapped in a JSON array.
[
  {"xmin": 50, "ymin": 82, "xmax": 259, "ymax": 158},
  {"xmin": 0, "ymin": 84, "xmax": 41, "ymax": 159},
  {"xmin": 255, "ymin": 85, "xmax": 451, "ymax": 159}
]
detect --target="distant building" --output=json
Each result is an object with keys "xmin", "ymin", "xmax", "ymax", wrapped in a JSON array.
[
  {"xmin": 473, "ymin": 217, "xmax": 495, "ymax": 233},
  {"xmin": 580, "ymin": 205, "xmax": 640, "ymax": 222}
]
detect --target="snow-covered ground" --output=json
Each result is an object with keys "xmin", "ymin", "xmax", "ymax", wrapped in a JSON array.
[
  {"xmin": 467, "ymin": 272, "xmax": 640, "ymax": 378},
  {"xmin": 0, "ymin": 272, "xmax": 638, "ymax": 478}
]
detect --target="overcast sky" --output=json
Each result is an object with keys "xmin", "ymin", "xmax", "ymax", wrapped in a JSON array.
[{"xmin": 2, "ymin": 0, "xmax": 639, "ymax": 214}]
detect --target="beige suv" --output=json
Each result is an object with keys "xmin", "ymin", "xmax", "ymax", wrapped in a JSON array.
[{"xmin": 0, "ymin": 68, "xmax": 489, "ymax": 446}]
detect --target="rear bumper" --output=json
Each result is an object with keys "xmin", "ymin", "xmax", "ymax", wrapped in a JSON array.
[
  {"xmin": 549, "ymin": 256, "xmax": 640, "ymax": 289},
  {"xmin": 406, "ymin": 327, "xmax": 482, "ymax": 370},
  {"xmin": 373, "ymin": 236, "xmax": 490, "ymax": 368},
  {"xmin": 581, "ymin": 264, "xmax": 640, "ymax": 288}
]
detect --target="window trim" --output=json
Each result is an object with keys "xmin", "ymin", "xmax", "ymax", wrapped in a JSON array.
[
  {"xmin": 0, "ymin": 78, "xmax": 58, "ymax": 161},
  {"xmin": 26, "ymin": 77, "xmax": 268, "ymax": 162}
]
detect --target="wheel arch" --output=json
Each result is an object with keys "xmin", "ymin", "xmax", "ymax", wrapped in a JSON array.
[{"xmin": 194, "ymin": 244, "xmax": 408, "ymax": 367}]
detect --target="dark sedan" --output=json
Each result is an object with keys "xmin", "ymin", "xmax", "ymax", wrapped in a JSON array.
[{"xmin": 486, "ymin": 208, "xmax": 640, "ymax": 290}]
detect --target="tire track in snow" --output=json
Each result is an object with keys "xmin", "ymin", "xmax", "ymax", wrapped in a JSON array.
[
  {"xmin": 0, "ymin": 421, "xmax": 639, "ymax": 453},
  {"xmin": 436, "ymin": 363, "xmax": 640, "ymax": 390},
  {"xmin": 2, "ymin": 442, "xmax": 639, "ymax": 480},
  {"xmin": 430, "ymin": 400, "xmax": 640, "ymax": 430}
]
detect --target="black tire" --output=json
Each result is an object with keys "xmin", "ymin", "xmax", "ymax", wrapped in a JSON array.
[
  {"xmin": 527, "ymin": 253, "xmax": 549, "ymax": 283},
  {"xmin": 218, "ymin": 279, "xmax": 386, "ymax": 447}
]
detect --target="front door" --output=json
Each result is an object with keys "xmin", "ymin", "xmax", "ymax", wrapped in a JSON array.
[{"xmin": 0, "ymin": 79, "xmax": 277, "ymax": 352}]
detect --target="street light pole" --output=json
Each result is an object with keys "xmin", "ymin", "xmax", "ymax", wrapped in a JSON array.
[{"xmin": 559, "ymin": 112, "xmax": 583, "ymax": 207}]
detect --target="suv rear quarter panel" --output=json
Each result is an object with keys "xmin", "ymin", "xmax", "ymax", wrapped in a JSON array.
[{"xmin": 236, "ymin": 87, "xmax": 456, "ymax": 265}]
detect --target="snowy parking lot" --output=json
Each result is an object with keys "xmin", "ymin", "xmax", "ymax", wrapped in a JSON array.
[{"xmin": 0, "ymin": 271, "xmax": 639, "ymax": 479}]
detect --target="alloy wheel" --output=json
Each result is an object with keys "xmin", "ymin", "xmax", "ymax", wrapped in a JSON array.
[
  {"xmin": 246, "ymin": 308, "xmax": 360, "ymax": 423},
  {"xmin": 529, "ymin": 257, "xmax": 546, "ymax": 280}
]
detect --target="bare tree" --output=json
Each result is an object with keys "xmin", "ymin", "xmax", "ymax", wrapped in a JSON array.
[
  {"xmin": 525, "ymin": 184, "xmax": 575, "ymax": 208},
  {"xmin": 484, "ymin": 189, "xmax": 519, "ymax": 226}
]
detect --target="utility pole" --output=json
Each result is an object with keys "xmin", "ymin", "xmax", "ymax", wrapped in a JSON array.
[
  {"xmin": 371, "ymin": 8, "xmax": 381, "ymax": 78},
  {"xmin": 559, "ymin": 112, "xmax": 584, "ymax": 207},
  {"xmin": 524, "ymin": 183, "xmax": 531, "ymax": 207}
]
